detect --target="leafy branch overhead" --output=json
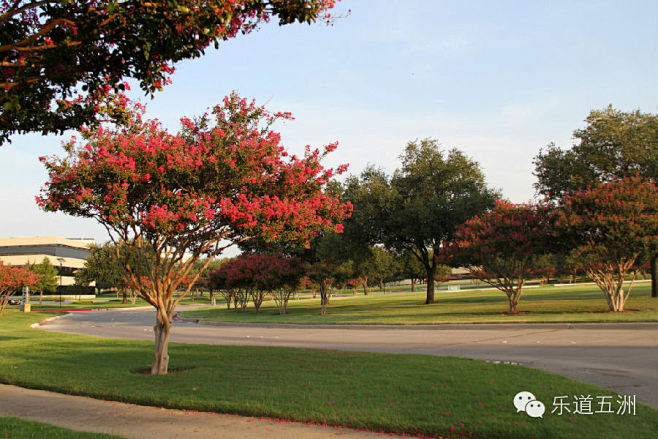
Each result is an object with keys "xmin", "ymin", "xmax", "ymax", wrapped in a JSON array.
[{"xmin": 0, "ymin": 0, "xmax": 337, "ymax": 144}]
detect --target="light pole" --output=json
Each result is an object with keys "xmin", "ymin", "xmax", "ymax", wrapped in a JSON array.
[{"xmin": 57, "ymin": 257, "xmax": 65, "ymax": 309}]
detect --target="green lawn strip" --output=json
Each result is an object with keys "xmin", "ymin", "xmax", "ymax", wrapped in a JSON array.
[
  {"xmin": 0, "ymin": 417, "xmax": 127, "ymax": 439},
  {"xmin": 181, "ymin": 284, "xmax": 658, "ymax": 325},
  {"xmin": 0, "ymin": 313, "xmax": 656, "ymax": 439},
  {"xmin": 3, "ymin": 293, "xmax": 214, "ymax": 312}
]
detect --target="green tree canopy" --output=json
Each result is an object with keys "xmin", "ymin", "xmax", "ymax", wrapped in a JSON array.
[
  {"xmin": 75, "ymin": 242, "xmax": 124, "ymax": 291},
  {"xmin": 533, "ymin": 106, "xmax": 658, "ymax": 199},
  {"xmin": 344, "ymin": 139, "xmax": 498, "ymax": 304},
  {"xmin": 29, "ymin": 257, "xmax": 58, "ymax": 293}
]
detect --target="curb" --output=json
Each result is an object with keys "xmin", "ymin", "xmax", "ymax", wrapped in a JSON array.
[{"xmin": 30, "ymin": 315, "xmax": 61, "ymax": 329}]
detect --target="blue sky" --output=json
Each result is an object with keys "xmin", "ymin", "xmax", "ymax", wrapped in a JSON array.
[{"xmin": 1, "ymin": 0, "xmax": 656, "ymax": 247}]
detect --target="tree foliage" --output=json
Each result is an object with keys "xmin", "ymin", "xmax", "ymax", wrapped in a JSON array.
[
  {"xmin": 534, "ymin": 106, "xmax": 658, "ymax": 297},
  {"xmin": 355, "ymin": 246, "xmax": 398, "ymax": 291},
  {"xmin": 345, "ymin": 139, "xmax": 498, "ymax": 304},
  {"xmin": 0, "ymin": 0, "xmax": 337, "ymax": 144},
  {"xmin": 534, "ymin": 106, "xmax": 658, "ymax": 198},
  {"xmin": 446, "ymin": 200, "xmax": 555, "ymax": 314},
  {"xmin": 209, "ymin": 252, "xmax": 302, "ymax": 314},
  {"xmin": 37, "ymin": 92, "xmax": 350, "ymax": 374},
  {"xmin": 29, "ymin": 257, "xmax": 58, "ymax": 293},
  {"xmin": 0, "ymin": 262, "xmax": 41, "ymax": 314},
  {"xmin": 75, "ymin": 242, "xmax": 123, "ymax": 291},
  {"xmin": 555, "ymin": 177, "xmax": 658, "ymax": 312}
]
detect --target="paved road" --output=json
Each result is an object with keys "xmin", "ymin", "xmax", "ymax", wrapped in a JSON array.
[{"xmin": 38, "ymin": 307, "xmax": 658, "ymax": 408}]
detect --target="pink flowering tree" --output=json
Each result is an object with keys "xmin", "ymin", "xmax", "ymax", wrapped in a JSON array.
[
  {"xmin": 555, "ymin": 177, "xmax": 658, "ymax": 312},
  {"xmin": 210, "ymin": 253, "xmax": 303, "ymax": 314},
  {"xmin": 445, "ymin": 201, "xmax": 555, "ymax": 314},
  {"xmin": 37, "ymin": 93, "xmax": 351, "ymax": 374},
  {"xmin": 0, "ymin": 262, "xmax": 42, "ymax": 314}
]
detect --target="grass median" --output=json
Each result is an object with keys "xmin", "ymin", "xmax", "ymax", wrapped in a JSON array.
[
  {"xmin": 0, "ymin": 312, "xmax": 656, "ymax": 439},
  {"xmin": 181, "ymin": 282, "xmax": 658, "ymax": 325}
]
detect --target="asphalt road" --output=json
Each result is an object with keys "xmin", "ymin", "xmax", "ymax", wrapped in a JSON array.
[{"xmin": 38, "ymin": 307, "xmax": 658, "ymax": 408}]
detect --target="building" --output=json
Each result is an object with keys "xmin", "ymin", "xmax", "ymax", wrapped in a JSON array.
[{"xmin": 0, "ymin": 237, "xmax": 95, "ymax": 287}]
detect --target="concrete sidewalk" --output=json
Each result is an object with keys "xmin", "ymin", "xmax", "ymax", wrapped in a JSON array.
[{"xmin": 0, "ymin": 384, "xmax": 409, "ymax": 439}]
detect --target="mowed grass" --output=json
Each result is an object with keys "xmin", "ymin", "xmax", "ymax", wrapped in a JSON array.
[
  {"xmin": 0, "ymin": 417, "xmax": 126, "ymax": 439},
  {"xmin": 1, "ymin": 313, "xmax": 657, "ymax": 439},
  {"xmin": 2, "ymin": 291, "xmax": 214, "ymax": 313},
  {"xmin": 181, "ymin": 282, "xmax": 658, "ymax": 325}
]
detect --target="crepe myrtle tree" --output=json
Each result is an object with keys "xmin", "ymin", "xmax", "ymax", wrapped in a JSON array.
[
  {"xmin": 0, "ymin": 0, "xmax": 338, "ymax": 144},
  {"xmin": 210, "ymin": 253, "xmax": 302, "ymax": 314},
  {"xmin": 555, "ymin": 177, "xmax": 658, "ymax": 312},
  {"xmin": 444, "ymin": 200, "xmax": 555, "ymax": 314},
  {"xmin": 0, "ymin": 262, "xmax": 42, "ymax": 314},
  {"xmin": 37, "ymin": 93, "xmax": 351, "ymax": 374}
]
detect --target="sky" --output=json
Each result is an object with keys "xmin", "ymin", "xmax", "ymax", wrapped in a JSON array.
[{"xmin": 1, "ymin": 0, "xmax": 657, "ymax": 250}]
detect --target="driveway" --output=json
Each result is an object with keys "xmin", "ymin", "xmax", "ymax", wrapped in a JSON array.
[{"xmin": 38, "ymin": 307, "xmax": 658, "ymax": 408}]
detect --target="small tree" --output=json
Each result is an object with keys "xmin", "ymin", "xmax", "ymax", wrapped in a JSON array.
[
  {"xmin": 0, "ymin": 263, "xmax": 42, "ymax": 314},
  {"xmin": 29, "ymin": 257, "xmax": 58, "ymax": 300},
  {"xmin": 555, "ymin": 177, "xmax": 658, "ymax": 312},
  {"xmin": 300, "ymin": 232, "xmax": 353, "ymax": 315},
  {"xmin": 252, "ymin": 253, "xmax": 303, "ymax": 314},
  {"xmin": 446, "ymin": 201, "xmax": 555, "ymax": 314},
  {"xmin": 213, "ymin": 253, "xmax": 269, "ymax": 312},
  {"xmin": 208, "ymin": 267, "xmax": 234, "ymax": 309},
  {"xmin": 356, "ymin": 246, "xmax": 397, "ymax": 292},
  {"xmin": 398, "ymin": 250, "xmax": 426, "ymax": 292},
  {"xmin": 38, "ymin": 93, "xmax": 350, "ymax": 374},
  {"xmin": 304, "ymin": 261, "xmax": 334, "ymax": 316}
]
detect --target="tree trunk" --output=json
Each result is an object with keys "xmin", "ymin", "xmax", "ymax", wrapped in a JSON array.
[
  {"xmin": 122, "ymin": 290, "xmax": 127, "ymax": 304},
  {"xmin": 425, "ymin": 265, "xmax": 435, "ymax": 304},
  {"xmin": 361, "ymin": 277, "xmax": 368, "ymax": 295},
  {"xmin": 151, "ymin": 310, "xmax": 172, "ymax": 375},
  {"xmin": 651, "ymin": 253, "xmax": 658, "ymax": 297},
  {"xmin": 508, "ymin": 292, "xmax": 521, "ymax": 314},
  {"xmin": 320, "ymin": 279, "xmax": 330, "ymax": 315},
  {"xmin": 210, "ymin": 291, "xmax": 216, "ymax": 306},
  {"xmin": 411, "ymin": 279, "xmax": 415, "ymax": 292}
]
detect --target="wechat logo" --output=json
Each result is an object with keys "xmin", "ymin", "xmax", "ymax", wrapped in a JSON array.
[{"xmin": 514, "ymin": 391, "xmax": 545, "ymax": 418}]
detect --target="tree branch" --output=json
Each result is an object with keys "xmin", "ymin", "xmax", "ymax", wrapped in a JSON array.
[{"xmin": 0, "ymin": 17, "xmax": 76, "ymax": 52}]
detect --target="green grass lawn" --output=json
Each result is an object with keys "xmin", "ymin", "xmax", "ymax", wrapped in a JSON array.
[
  {"xmin": 0, "ymin": 312, "xmax": 656, "ymax": 439},
  {"xmin": 0, "ymin": 417, "xmax": 126, "ymax": 439},
  {"xmin": 181, "ymin": 282, "xmax": 658, "ymax": 325},
  {"xmin": 2, "ymin": 290, "xmax": 215, "ymax": 313}
]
